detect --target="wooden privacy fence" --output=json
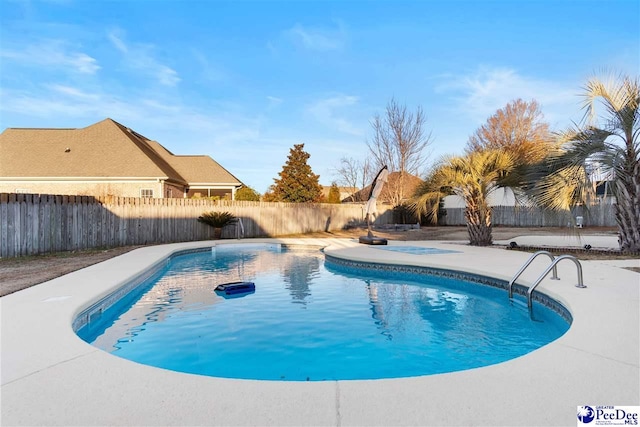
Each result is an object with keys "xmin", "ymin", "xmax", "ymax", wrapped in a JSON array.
[
  {"xmin": 0, "ymin": 193, "xmax": 393, "ymax": 258},
  {"xmin": 441, "ymin": 205, "xmax": 618, "ymax": 227}
]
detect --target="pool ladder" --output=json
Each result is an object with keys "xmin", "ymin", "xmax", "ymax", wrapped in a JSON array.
[
  {"xmin": 508, "ymin": 251, "xmax": 586, "ymax": 310},
  {"xmin": 229, "ymin": 217, "xmax": 245, "ymax": 239}
]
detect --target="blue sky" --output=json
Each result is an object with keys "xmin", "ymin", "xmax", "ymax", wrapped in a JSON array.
[{"xmin": 1, "ymin": 0, "xmax": 638, "ymax": 193}]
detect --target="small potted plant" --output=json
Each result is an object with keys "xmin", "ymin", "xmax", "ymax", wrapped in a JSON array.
[{"xmin": 197, "ymin": 211, "xmax": 235, "ymax": 239}]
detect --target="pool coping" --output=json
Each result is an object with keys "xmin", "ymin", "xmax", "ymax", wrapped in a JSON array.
[{"xmin": 1, "ymin": 238, "xmax": 639, "ymax": 426}]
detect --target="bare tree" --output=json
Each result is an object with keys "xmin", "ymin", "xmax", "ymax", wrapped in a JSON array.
[
  {"xmin": 334, "ymin": 156, "xmax": 372, "ymax": 201},
  {"xmin": 359, "ymin": 158, "xmax": 373, "ymax": 189},
  {"xmin": 367, "ymin": 98, "xmax": 432, "ymax": 206},
  {"xmin": 466, "ymin": 99, "xmax": 553, "ymax": 165}
]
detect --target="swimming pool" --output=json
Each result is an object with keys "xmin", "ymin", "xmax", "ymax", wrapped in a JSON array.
[{"xmin": 76, "ymin": 244, "xmax": 570, "ymax": 381}]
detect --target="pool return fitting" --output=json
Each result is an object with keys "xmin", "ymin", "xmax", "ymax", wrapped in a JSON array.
[{"xmin": 508, "ymin": 251, "xmax": 586, "ymax": 311}]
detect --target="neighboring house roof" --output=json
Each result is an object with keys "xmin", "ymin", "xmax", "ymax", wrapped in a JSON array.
[
  {"xmin": 0, "ymin": 118, "xmax": 242, "ymax": 188},
  {"xmin": 146, "ymin": 140, "xmax": 242, "ymax": 186},
  {"xmin": 344, "ymin": 172, "xmax": 423, "ymax": 203},
  {"xmin": 0, "ymin": 118, "xmax": 185, "ymax": 184}
]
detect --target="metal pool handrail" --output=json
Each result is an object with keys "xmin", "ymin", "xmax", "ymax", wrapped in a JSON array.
[
  {"xmin": 527, "ymin": 254, "xmax": 586, "ymax": 309},
  {"xmin": 508, "ymin": 251, "xmax": 559, "ymax": 298}
]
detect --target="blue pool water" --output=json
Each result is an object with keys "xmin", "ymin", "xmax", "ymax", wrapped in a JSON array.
[{"xmin": 77, "ymin": 245, "xmax": 570, "ymax": 381}]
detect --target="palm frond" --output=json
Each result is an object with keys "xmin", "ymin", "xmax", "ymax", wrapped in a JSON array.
[
  {"xmin": 582, "ymin": 73, "xmax": 639, "ymax": 153},
  {"xmin": 531, "ymin": 71, "xmax": 639, "ymax": 251},
  {"xmin": 409, "ymin": 149, "xmax": 514, "ymax": 223},
  {"xmin": 527, "ymin": 161, "xmax": 592, "ymax": 210}
]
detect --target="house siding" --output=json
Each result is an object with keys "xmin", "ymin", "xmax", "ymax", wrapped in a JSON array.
[
  {"xmin": 164, "ymin": 182, "xmax": 185, "ymax": 198},
  {"xmin": 0, "ymin": 181, "xmax": 167, "ymax": 198}
]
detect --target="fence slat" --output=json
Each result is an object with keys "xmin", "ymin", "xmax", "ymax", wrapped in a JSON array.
[{"xmin": 441, "ymin": 205, "xmax": 616, "ymax": 227}]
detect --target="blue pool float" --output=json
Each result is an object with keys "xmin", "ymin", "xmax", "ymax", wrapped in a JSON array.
[{"xmin": 215, "ymin": 281, "xmax": 255, "ymax": 295}]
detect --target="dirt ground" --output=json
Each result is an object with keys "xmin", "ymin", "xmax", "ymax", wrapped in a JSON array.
[
  {"xmin": 1, "ymin": 226, "xmax": 636, "ymax": 297},
  {"xmin": 0, "ymin": 246, "xmax": 142, "ymax": 297}
]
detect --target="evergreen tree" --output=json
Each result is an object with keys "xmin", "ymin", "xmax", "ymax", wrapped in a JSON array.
[
  {"xmin": 272, "ymin": 143, "xmax": 322, "ymax": 203},
  {"xmin": 327, "ymin": 182, "xmax": 341, "ymax": 203},
  {"xmin": 261, "ymin": 185, "xmax": 278, "ymax": 202}
]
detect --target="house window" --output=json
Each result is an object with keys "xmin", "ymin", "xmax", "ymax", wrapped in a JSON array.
[
  {"xmin": 140, "ymin": 189, "xmax": 154, "ymax": 198},
  {"xmin": 166, "ymin": 189, "xmax": 172, "ymax": 198}
]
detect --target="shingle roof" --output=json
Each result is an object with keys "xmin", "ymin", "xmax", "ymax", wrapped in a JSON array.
[
  {"xmin": 0, "ymin": 119, "xmax": 242, "ymax": 187},
  {"xmin": 145, "ymin": 140, "xmax": 242, "ymax": 185}
]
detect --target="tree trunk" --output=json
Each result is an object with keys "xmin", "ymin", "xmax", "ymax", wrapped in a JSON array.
[
  {"xmin": 465, "ymin": 205, "xmax": 493, "ymax": 246},
  {"xmin": 615, "ymin": 161, "xmax": 640, "ymax": 252},
  {"xmin": 214, "ymin": 227, "xmax": 222, "ymax": 239}
]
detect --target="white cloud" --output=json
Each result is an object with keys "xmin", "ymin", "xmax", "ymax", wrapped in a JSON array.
[
  {"xmin": 0, "ymin": 83, "xmax": 250, "ymax": 138},
  {"xmin": 47, "ymin": 84, "xmax": 99, "ymax": 100},
  {"xmin": 436, "ymin": 67, "xmax": 580, "ymax": 127},
  {"xmin": 107, "ymin": 28, "xmax": 181, "ymax": 87},
  {"xmin": 266, "ymin": 96, "xmax": 283, "ymax": 109},
  {"xmin": 107, "ymin": 30, "xmax": 128, "ymax": 53},
  {"xmin": 190, "ymin": 49, "xmax": 227, "ymax": 82},
  {"xmin": 284, "ymin": 22, "xmax": 346, "ymax": 51},
  {"xmin": 306, "ymin": 95, "xmax": 364, "ymax": 136},
  {"xmin": 69, "ymin": 53, "xmax": 100, "ymax": 74},
  {"xmin": 0, "ymin": 39, "xmax": 100, "ymax": 74},
  {"xmin": 141, "ymin": 99, "xmax": 181, "ymax": 113},
  {"xmin": 156, "ymin": 66, "xmax": 180, "ymax": 86},
  {"xmin": 1, "ymin": 86, "xmax": 139, "ymax": 119}
]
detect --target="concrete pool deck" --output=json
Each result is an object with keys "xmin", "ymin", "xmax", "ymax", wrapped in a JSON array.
[{"xmin": 1, "ymin": 237, "xmax": 638, "ymax": 426}]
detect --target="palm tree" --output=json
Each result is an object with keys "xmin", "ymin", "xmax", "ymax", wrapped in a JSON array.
[
  {"xmin": 411, "ymin": 150, "xmax": 514, "ymax": 246},
  {"xmin": 528, "ymin": 73, "xmax": 639, "ymax": 252}
]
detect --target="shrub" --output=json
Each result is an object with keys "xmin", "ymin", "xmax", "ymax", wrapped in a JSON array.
[
  {"xmin": 190, "ymin": 194, "xmax": 221, "ymax": 201},
  {"xmin": 197, "ymin": 211, "xmax": 235, "ymax": 228},
  {"xmin": 327, "ymin": 183, "xmax": 341, "ymax": 203},
  {"xmin": 235, "ymin": 186, "xmax": 261, "ymax": 201}
]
